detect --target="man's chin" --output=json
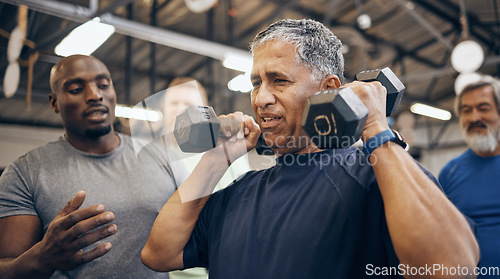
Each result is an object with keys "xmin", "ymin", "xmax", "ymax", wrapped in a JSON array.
[
  {"xmin": 85, "ymin": 125, "xmax": 112, "ymax": 138},
  {"xmin": 463, "ymin": 131, "xmax": 499, "ymax": 154}
]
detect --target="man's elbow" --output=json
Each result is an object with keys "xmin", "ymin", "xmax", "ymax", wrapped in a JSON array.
[
  {"xmin": 464, "ymin": 238, "xmax": 480, "ymax": 272},
  {"xmin": 456, "ymin": 228, "xmax": 480, "ymax": 272},
  {"xmin": 141, "ymin": 246, "xmax": 168, "ymax": 272},
  {"xmin": 140, "ymin": 245, "xmax": 180, "ymax": 272}
]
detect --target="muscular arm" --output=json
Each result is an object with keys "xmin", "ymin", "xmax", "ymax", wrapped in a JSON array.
[
  {"xmin": 0, "ymin": 215, "xmax": 50, "ymax": 279},
  {"xmin": 370, "ymin": 140, "xmax": 478, "ymax": 276},
  {"xmin": 141, "ymin": 113, "xmax": 260, "ymax": 272},
  {"xmin": 354, "ymin": 80, "xmax": 479, "ymax": 277}
]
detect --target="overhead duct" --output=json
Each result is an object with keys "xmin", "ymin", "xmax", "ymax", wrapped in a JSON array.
[
  {"xmin": 2, "ymin": 0, "xmax": 251, "ymax": 62},
  {"xmin": 1, "ymin": 0, "xmax": 98, "ymax": 21}
]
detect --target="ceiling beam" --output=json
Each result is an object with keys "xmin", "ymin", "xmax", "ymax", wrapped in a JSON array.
[
  {"xmin": 413, "ymin": 0, "xmax": 496, "ymax": 51},
  {"xmin": 2, "ymin": 0, "xmax": 252, "ymax": 62},
  {"xmin": 286, "ymin": 3, "xmax": 442, "ymax": 68},
  {"xmin": 395, "ymin": 0, "xmax": 453, "ymax": 50},
  {"xmin": 91, "ymin": 0, "xmax": 138, "ymax": 17}
]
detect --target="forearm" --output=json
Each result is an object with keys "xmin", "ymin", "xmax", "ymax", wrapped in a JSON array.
[
  {"xmin": 371, "ymin": 142, "xmax": 479, "ymax": 274},
  {"xmin": 142, "ymin": 147, "xmax": 230, "ymax": 271},
  {"xmin": 0, "ymin": 249, "xmax": 54, "ymax": 279}
]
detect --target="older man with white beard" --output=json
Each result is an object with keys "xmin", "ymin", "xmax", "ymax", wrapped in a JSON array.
[{"xmin": 439, "ymin": 75, "xmax": 500, "ymax": 275}]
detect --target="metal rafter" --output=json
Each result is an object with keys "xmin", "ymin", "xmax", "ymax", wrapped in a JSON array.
[
  {"xmin": 413, "ymin": 0, "xmax": 497, "ymax": 51},
  {"xmin": 285, "ymin": 3, "xmax": 442, "ymax": 68}
]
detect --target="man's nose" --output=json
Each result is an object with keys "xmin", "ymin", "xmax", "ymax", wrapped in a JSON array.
[
  {"xmin": 468, "ymin": 109, "xmax": 483, "ymax": 122},
  {"xmin": 254, "ymin": 84, "xmax": 276, "ymax": 108},
  {"xmin": 85, "ymin": 85, "xmax": 103, "ymax": 102}
]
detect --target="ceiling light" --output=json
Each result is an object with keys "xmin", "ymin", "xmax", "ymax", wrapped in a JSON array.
[
  {"xmin": 410, "ymin": 103, "xmax": 451, "ymax": 121},
  {"xmin": 223, "ymin": 53, "xmax": 253, "ymax": 73},
  {"xmin": 450, "ymin": 40, "xmax": 484, "ymax": 73},
  {"xmin": 115, "ymin": 104, "xmax": 162, "ymax": 122},
  {"xmin": 454, "ymin": 72, "xmax": 482, "ymax": 95},
  {"xmin": 228, "ymin": 73, "xmax": 252, "ymax": 93},
  {"xmin": 357, "ymin": 14, "xmax": 371, "ymax": 30},
  {"xmin": 55, "ymin": 17, "xmax": 115, "ymax": 57}
]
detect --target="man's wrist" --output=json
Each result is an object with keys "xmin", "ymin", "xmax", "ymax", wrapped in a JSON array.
[
  {"xmin": 31, "ymin": 245, "xmax": 56, "ymax": 277},
  {"xmin": 5, "ymin": 246, "xmax": 55, "ymax": 279},
  {"xmin": 203, "ymin": 144, "xmax": 233, "ymax": 169},
  {"xmin": 363, "ymin": 129, "xmax": 395, "ymax": 157},
  {"xmin": 361, "ymin": 122, "xmax": 390, "ymax": 142},
  {"xmin": 363, "ymin": 129, "xmax": 408, "ymax": 157}
]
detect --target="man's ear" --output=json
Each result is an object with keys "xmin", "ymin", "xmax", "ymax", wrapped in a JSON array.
[
  {"xmin": 320, "ymin": 75, "xmax": 341, "ymax": 90},
  {"xmin": 49, "ymin": 93, "xmax": 59, "ymax": 113}
]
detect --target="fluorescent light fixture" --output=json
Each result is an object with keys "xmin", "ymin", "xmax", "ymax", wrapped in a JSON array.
[
  {"xmin": 223, "ymin": 52, "xmax": 253, "ymax": 73},
  {"xmin": 228, "ymin": 73, "xmax": 253, "ymax": 93},
  {"xmin": 55, "ymin": 17, "xmax": 115, "ymax": 57},
  {"xmin": 115, "ymin": 104, "xmax": 162, "ymax": 122},
  {"xmin": 410, "ymin": 103, "xmax": 452, "ymax": 121}
]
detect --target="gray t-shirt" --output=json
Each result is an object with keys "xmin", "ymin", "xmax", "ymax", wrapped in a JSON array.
[{"xmin": 0, "ymin": 133, "xmax": 187, "ymax": 278}]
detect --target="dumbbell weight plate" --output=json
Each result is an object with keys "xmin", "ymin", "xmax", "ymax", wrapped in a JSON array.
[
  {"xmin": 174, "ymin": 105, "xmax": 220, "ymax": 152},
  {"xmin": 301, "ymin": 87, "xmax": 368, "ymax": 149},
  {"xmin": 354, "ymin": 67, "xmax": 405, "ymax": 116},
  {"xmin": 174, "ymin": 105, "xmax": 276, "ymax": 155}
]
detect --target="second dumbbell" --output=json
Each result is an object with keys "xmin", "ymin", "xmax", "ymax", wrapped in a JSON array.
[{"xmin": 173, "ymin": 105, "xmax": 274, "ymax": 155}]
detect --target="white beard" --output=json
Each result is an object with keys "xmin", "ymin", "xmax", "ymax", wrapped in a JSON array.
[{"xmin": 462, "ymin": 125, "xmax": 500, "ymax": 154}]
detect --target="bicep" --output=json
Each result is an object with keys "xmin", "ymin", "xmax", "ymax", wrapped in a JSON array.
[{"xmin": 0, "ymin": 215, "xmax": 42, "ymax": 258}]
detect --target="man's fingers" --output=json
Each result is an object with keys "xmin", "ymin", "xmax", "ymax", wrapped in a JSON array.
[
  {"xmin": 64, "ymin": 211, "xmax": 115, "ymax": 242},
  {"xmin": 219, "ymin": 113, "xmax": 244, "ymax": 138},
  {"xmin": 58, "ymin": 191, "xmax": 86, "ymax": 217},
  {"xmin": 243, "ymin": 116, "xmax": 261, "ymax": 148},
  {"xmin": 71, "ymin": 223, "xmax": 117, "ymax": 251},
  {"xmin": 56, "ymin": 205, "xmax": 109, "ymax": 234},
  {"xmin": 77, "ymin": 242, "xmax": 113, "ymax": 264}
]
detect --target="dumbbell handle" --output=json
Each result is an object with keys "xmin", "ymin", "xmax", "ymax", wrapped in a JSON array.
[{"xmin": 219, "ymin": 118, "xmax": 274, "ymax": 155}]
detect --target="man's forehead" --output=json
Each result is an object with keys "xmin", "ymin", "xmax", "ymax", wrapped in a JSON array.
[
  {"xmin": 461, "ymin": 86, "xmax": 496, "ymax": 106},
  {"xmin": 52, "ymin": 57, "xmax": 110, "ymax": 85},
  {"xmin": 463, "ymin": 86, "xmax": 494, "ymax": 99},
  {"xmin": 59, "ymin": 57, "xmax": 108, "ymax": 75},
  {"xmin": 251, "ymin": 43, "xmax": 301, "ymax": 74}
]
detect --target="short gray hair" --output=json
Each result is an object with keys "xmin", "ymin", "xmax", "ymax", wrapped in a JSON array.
[
  {"xmin": 249, "ymin": 18, "xmax": 344, "ymax": 83},
  {"xmin": 455, "ymin": 75, "xmax": 500, "ymax": 116}
]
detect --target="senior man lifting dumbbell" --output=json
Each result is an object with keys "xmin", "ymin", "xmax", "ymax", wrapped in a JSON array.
[
  {"xmin": 173, "ymin": 67, "xmax": 404, "ymax": 155},
  {"xmin": 142, "ymin": 19, "xmax": 478, "ymax": 278}
]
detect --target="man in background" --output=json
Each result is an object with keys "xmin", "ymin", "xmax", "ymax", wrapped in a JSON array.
[
  {"xmin": 439, "ymin": 75, "xmax": 500, "ymax": 273},
  {"xmin": 0, "ymin": 55, "xmax": 196, "ymax": 278}
]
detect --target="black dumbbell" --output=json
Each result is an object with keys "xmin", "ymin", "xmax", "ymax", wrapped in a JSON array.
[
  {"xmin": 354, "ymin": 67, "xmax": 405, "ymax": 116},
  {"xmin": 174, "ymin": 105, "xmax": 274, "ymax": 155},
  {"xmin": 300, "ymin": 67, "xmax": 405, "ymax": 149}
]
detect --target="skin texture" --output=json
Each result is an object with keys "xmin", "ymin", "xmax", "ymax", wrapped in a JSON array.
[
  {"xmin": 250, "ymin": 40, "xmax": 340, "ymax": 155},
  {"xmin": 459, "ymin": 85, "xmax": 500, "ymax": 156},
  {"xmin": 0, "ymin": 55, "xmax": 119, "ymax": 279},
  {"xmin": 49, "ymin": 55, "xmax": 120, "ymax": 154}
]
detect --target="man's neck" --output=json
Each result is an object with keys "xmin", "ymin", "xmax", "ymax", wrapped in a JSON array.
[{"xmin": 65, "ymin": 131, "xmax": 121, "ymax": 155}]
